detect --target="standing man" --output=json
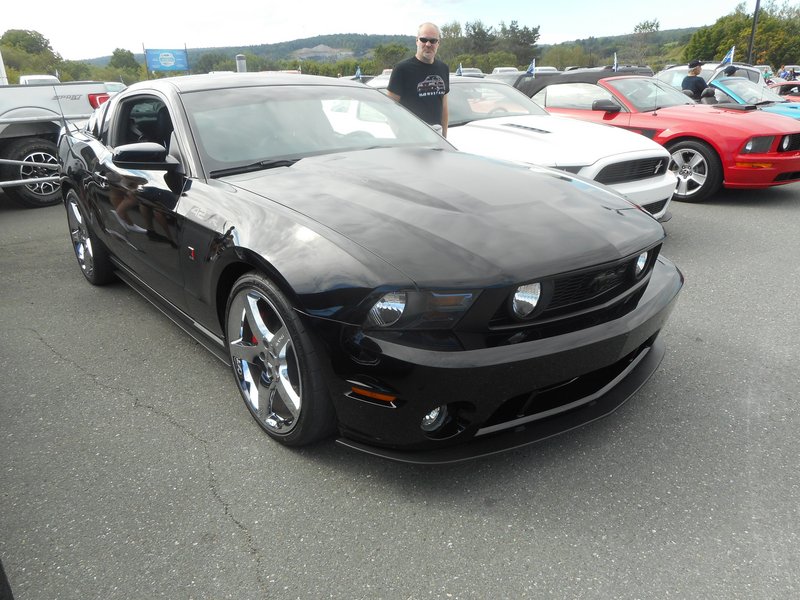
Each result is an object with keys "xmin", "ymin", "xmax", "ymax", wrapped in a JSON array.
[
  {"xmin": 387, "ymin": 22, "xmax": 449, "ymax": 137},
  {"xmin": 681, "ymin": 60, "xmax": 707, "ymax": 99}
]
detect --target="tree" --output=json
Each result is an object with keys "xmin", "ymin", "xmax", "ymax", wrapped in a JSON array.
[
  {"xmin": 631, "ymin": 19, "xmax": 660, "ymax": 65},
  {"xmin": 109, "ymin": 49, "xmax": 140, "ymax": 72},
  {"xmin": 0, "ymin": 29, "xmax": 60, "ymax": 77},
  {"xmin": 59, "ymin": 60, "xmax": 93, "ymax": 81},
  {"xmin": 541, "ymin": 45, "xmax": 591, "ymax": 70},
  {"xmin": 372, "ymin": 43, "xmax": 411, "ymax": 70},
  {"xmin": 1, "ymin": 29, "xmax": 54, "ymax": 55},
  {"xmin": 495, "ymin": 21, "xmax": 540, "ymax": 65},
  {"xmin": 464, "ymin": 21, "xmax": 495, "ymax": 55}
]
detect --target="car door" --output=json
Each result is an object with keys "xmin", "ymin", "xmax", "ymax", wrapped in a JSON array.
[{"xmin": 94, "ymin": 94, "xmax": 187, "ymax": 310}]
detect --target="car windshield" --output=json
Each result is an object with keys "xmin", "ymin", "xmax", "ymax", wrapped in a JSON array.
[
  {"xmin": 718, "ymin": 78, "xmax": 785, "ymax": 103},
  {"xmin": 448, "ymin": 80, "xmax": 548, "ymax": 125},
  {"xmin": 655, "ymin": 66, "xmax": 716, "ymax": 88},
  {"xmin": 181, "ymin": 84, "xmax": 450, "ymax": 176},
  {"xmin": 608, "ymin": 78, "xmax": 695, "ymax": 111}
]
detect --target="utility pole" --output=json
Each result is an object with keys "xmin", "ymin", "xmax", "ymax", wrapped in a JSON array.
[{"xmin": 747, "ymin": 0, "xmax": 762, "ymax": 63}]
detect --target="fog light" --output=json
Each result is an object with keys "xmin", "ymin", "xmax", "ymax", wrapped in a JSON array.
[
  {"xmin": 635, "ymin": 251, "xmax": 648, "ymax": 276},
  {"xmin": 421, "ymin": 405, "xmax": 448, "ymax": 432},
  {"xmin": 512, "ymin": 282, "xmax": 541, "ymax": 318}
]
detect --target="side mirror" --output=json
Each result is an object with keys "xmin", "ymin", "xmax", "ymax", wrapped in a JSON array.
[
  {"xmin": 113, "ymin": 142, "xmax": 181, "ymax": 171},
  {"xmin": 701, "ymin": 87, "xmax": 716, "ymax": 98},
  {"xmin": 591, "ymin": 99, "xmax": 622, "ymax": 113}
]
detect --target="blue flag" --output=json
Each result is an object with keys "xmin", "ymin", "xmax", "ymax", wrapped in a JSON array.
[
  {"xmin": 718, "ymin": 46, "xmax": 735, "ymax": 67},
  {"xmin": 456, "ymin": 63, "xmax": 463, "ymax": 76},
  {"xmin": 526, "ymin": 58, "xmax": 536, "ymax": 77}
]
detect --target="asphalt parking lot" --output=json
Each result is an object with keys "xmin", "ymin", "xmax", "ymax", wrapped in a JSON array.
[{"xmin": 1, "ymin": 186, "xmax": 799, "ymax": 599}]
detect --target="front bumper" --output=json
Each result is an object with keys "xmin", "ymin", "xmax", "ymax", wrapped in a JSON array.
[
  {"xmin": 724, "ymin": 152, "xmax": 800, "ymax": 188},
  {"xmin": 324, "ymin": 256, "xmax": 683, "ymax": 463},
  {"xmin": 590, "ymin": 171, "xmax": 676, "ymax": 221}
]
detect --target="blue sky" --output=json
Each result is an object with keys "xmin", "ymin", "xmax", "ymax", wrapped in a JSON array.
[{"xmin": 5, "ymin": 0, "xmax": 757, "ymax": 60}]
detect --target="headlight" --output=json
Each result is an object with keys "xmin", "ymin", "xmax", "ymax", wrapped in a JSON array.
[
  {"xmin": 367, "ymin": 291, "xmax": 407, "ymax": 327},
  {"xmin": 743, "ymin": 136, "xmax": 774, "ymax": 153},
  {"xmin": 781, "ymin": 135, "xmax": 791, "ymax": 151},
  {"xmin": 511, "ymin": 282, "xmax": 542, "ymax": 319},
  {"xmin": 364, "ymin": 290, "xmax": 476, "ymax": 330}
]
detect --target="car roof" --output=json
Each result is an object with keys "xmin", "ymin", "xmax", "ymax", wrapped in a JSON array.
[{"xmin": 123, "ymin": 72, "xmax": 365, "ymax": 94}]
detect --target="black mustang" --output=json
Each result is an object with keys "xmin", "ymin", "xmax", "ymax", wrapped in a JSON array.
[{"xmin": 58, "ymin": 73, "xmax": 683, "ymax": 463}]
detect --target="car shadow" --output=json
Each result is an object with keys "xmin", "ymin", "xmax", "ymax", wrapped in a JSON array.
[{"xmin": 699, "ymin": 184, "xmax": 800, "ymax": 208}]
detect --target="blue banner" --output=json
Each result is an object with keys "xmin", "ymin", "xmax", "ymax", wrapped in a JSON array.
[{"xmin": 145, "ymin": 49, "xmax": 189, "ymax": 71}]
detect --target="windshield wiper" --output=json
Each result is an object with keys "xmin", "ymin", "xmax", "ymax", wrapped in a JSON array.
[{"xmin": 210, "ymin": 158, "xmax": 300, "ymax": 178}]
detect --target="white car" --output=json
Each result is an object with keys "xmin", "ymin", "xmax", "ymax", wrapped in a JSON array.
[{"xmin": 376, "ymin": 77, "xmax": 676, "ymax": 220}]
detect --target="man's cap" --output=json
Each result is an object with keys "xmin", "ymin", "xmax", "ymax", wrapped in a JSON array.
[{"xmin": 688, "ymin": 60, "xmax": 702, "ymax": 69}]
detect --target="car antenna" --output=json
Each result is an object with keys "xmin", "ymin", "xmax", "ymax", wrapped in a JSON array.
[
  {"xmin": 653, "ymin": 76, "xmax": 660, "ymax": 116},
  {"xmin": 52, "ymin": 83, "xmax": 76, "ymax": 156}
]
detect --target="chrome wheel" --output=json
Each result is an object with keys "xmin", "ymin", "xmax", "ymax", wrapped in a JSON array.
[
  {"xmin": 667, "ymin": 140, "xmax": 722, "ymax": 202},
  {"xmin": 225, "ymin": 273, "xmax": 335, "ymax": 446},
  {"xmin": 65, "ymin": 189, "xmax": 115, "ymax": 285},
  {"xmin": 67, "ymin": 195, "xmax": 95, "ymax": 278},
  {"xmin": 228, "ymin": 286, "xmax": 303, "ymax": 435}
]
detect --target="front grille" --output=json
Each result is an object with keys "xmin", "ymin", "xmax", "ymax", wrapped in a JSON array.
[
  {"xmin": 595, "ymin": 157, "xmax": 668, "ymax": 184},
  {"xmin": 550, "ymin": 263, "xmax": 630, "ymax": 308},
  {"xmin": 774, "ymin": 171, "xmax": 800, "ymax": 182},
  {"xmin": 487, "ymin": 244, "xmax": 662, "ymax": 331},
  {"xmin": 641, "ymin": 198, "xmax": 668, "ymax": 215},
  {"xmin": 778, "ymin": 134, "xmax": 800, "ymax": 152}
]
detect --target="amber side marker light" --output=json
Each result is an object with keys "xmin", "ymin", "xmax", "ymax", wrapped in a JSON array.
[
  {"xmin": 735, "ymin": 162, "xmax": 774, "ymax": 168},
  {"xmin": 350, "ymin": 386, "xmax": 397, "ymax": 403}
]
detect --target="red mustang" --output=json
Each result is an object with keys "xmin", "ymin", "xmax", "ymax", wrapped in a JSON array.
[{"xmin": 518, "ymin": 71, "xmax": 800, "ymax": 202}]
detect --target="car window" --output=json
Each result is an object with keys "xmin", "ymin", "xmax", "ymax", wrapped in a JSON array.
[
  {"xmin": 719, "ymin": 78, "xmax": 784, "ymax": 103},
  {"xmin": 448, "ymin": 81, "xmax": 547, "ymax": 124},
  {"xmin": 112, "ymin": 97, "xmax": 175, "ymax": 150},
  {"xmin": 532, "ymin": 83, "xmax": 614, "ymax": 110}
]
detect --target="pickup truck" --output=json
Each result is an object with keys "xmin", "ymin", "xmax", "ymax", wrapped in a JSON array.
[{"xmin": 0, "ymin": 80, "xmax": 109, "ymax": 207}]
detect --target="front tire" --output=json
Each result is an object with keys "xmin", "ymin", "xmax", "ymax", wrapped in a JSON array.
[
  {"xmin": 225, "ymin": 273, "xmax": 335, "ymax": 446},
  {"xmin": 1, "ymin": 138, "xmax": 61, "ymax": 207},
  {"xmin": 65, "ymin": 189, "xmax": 116, "ymax": 285},
  {"xmin": 667, "ymin": 140, "xmax": 722, "ymax": 203}
]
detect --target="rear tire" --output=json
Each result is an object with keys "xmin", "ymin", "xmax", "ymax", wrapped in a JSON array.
[
  {"xmin": 1, "ymin": 138, "xmax": 61, "ymax": 208},
  {"xmin": 225, "ymin": 272, "xmax": 336, "ymax": 446},
  {"xmin": 667, "ymin": 140, "xmax": 722, "ymax": 203}
]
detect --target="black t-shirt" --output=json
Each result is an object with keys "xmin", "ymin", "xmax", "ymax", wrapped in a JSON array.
[
  {"xmin": 387, "ymin": 57, "xmax": 450, "ymax": 125},
  {"xmin": 681, "ymin": 75, "xmax": 707, "ymax": 98}
]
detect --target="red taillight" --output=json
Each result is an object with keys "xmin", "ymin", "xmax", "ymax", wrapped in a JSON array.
[{"xmin": 88, "ymin": 93, "xmax": 111, "ymax": 108}]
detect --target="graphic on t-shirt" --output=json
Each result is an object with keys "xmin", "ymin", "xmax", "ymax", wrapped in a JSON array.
[{"xmin": 417, "ymin": 75, "xmax": 446, "ymax": 97}]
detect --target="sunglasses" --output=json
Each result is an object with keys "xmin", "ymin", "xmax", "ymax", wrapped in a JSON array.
[{"xmin": 418, "ymin": 37, "xmax": 439, "ymax": 45}]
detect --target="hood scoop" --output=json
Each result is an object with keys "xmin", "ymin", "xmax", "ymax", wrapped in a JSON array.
[{"xmin": 503, "ymin": 123, "xmax": 552, "ymax": 134}]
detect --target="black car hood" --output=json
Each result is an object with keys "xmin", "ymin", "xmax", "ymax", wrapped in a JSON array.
[{"xmin": 226, "ymin": 147, "xmax": 663, "ymax": 287}]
